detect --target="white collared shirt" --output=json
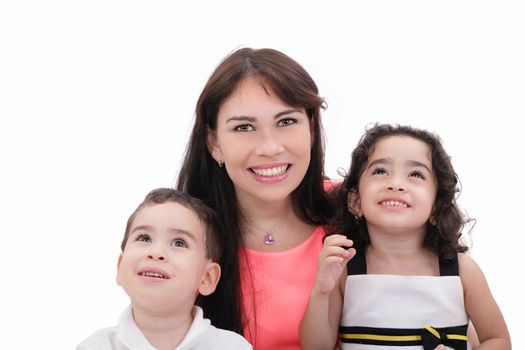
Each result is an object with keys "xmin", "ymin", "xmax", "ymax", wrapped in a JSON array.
[{"xmin": 77, "ymin": 305, "xmax": 252, "ymax": 350}]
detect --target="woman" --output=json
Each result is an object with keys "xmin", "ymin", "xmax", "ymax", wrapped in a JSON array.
[{"xmin": 177, "ymin": 47, "xmax": 334, "ymax": 350}]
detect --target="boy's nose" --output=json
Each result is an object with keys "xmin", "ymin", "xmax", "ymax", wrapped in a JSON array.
[
  {"xmin": 148, "ymin": 254, "xmax": 165, "ymax": 261},
  {"xmin": 147, "ymin": 247, "xmax": 166, "ymax": 261}
]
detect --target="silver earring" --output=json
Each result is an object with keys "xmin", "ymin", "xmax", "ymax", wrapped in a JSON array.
[{"xmin": 217, "ymin": 155, "xmax": 223, "ymax": 168}]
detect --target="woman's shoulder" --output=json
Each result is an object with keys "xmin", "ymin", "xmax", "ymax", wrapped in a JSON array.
[{"xmin": 323, "ymin": 178, "xmax": 342, "ymax": 192}]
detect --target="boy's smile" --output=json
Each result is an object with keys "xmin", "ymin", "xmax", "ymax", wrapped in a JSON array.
[{"xmin": 137, "ymin": 266, "xmax": 170, "ymax": 281}]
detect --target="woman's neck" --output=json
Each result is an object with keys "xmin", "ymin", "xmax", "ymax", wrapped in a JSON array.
[
  {"xmin": 240, "ymin": 197, "xmax": 314, "ymax": 252},
  {"xmin": 241, "ymin": 198, "xmax": 292, "ymax": 226},
  {"xmin": 132, "ymin": 305, "xmax": 194, "ymax": 350}
]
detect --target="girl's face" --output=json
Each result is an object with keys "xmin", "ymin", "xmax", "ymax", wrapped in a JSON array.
[
  {"xmin": 208, "ymin": 77, "xmax": 312, "ymax": 207},
  {"xmin": 351, "ymin": 135, "xmax": 437, "ymax": 237}
]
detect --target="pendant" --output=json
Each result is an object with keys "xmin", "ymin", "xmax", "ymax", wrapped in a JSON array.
[{"xmin": 264, "ymin": 232, "xmax": 275, "ymax": 245}]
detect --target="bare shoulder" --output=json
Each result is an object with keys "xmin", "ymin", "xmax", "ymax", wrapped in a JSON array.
[
  {"xmin": 458, "ymin": 253, "xmax": 490, "ymax": 294},
  {"xmin": 458, "ymin": 253, "xmax": 482, "ymax": 276},
  {"xmin": 458, "ymin": 252, "xmax": 476, "ymax": 267}
]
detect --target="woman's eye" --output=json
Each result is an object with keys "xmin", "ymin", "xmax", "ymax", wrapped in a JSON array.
[
  {"xmin": 171, "ymin": 239, "xmax": 187, "ymax": 248},
  {"xmin": 278, "ymin": 118, "xmax": 296, "ymax": 127},
  {"xmin": 372, "ymin": 167, "xmax": 388, "ymax": 175},
  {"xmin": 409, "ymin": 170, "xmax": 425, "ymax": 179},
  {"xmin": 234, "ymin": 124, "xmax": 254, "ymax": 132},
  {"xmin": 136, "ymin": 234, "xmax": 151, "ymax": 243}
]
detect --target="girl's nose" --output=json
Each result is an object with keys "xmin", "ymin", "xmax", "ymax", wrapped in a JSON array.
[
  {"xmin": 387, "ymin": 177, "xmax": 406, "ymax": 192},
  {"xmin": 387, "ymin": 185, "xmax": 405, "ymax": 191}
]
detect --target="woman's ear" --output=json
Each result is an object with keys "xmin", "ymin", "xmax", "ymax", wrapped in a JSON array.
[
  {"xmin": 347, "ymin": 189, "xmax": 363, "ymax": 218},
  {"xmin": 206, "ymin": 127, "xmax": 223, "ymax": 167},
  {"xmin": 116, "ymin": 254, "xmax": 123, "ymax": 286},
  {"xmin": 198, "ymin": 262, "xmax": 221, "ymax": 296}
]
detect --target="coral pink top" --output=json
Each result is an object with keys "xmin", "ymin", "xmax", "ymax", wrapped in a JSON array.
[{"xmin": 240, "ymin": 226, "xmax": 325, "ymax": 350}]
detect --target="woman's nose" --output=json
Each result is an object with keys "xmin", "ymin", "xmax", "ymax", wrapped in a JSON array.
[{"xmin": 255, "ymin": 130, "xmax": 285, "ymax": 157}]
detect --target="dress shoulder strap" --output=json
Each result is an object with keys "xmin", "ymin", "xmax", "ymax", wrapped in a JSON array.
[
  {"xmin": 347, "ymin": 246, "xmax": 367, "ymax": 275},
  {"xmin": 347, "ymin": 249, "xmax": 459, "ymax": 276},
  {"xmin": 439, "ymin": 253, "xmax": 459, "ymax": 276}
]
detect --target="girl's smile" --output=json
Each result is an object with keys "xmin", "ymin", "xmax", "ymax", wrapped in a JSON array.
[{"xmin": 379, "ymin": 198, "xmax": 410, "ymax": 209}]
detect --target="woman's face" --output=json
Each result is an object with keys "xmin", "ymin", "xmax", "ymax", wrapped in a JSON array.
[{"xmin": 208, "ymin": 76, "xmax": 313, "ymax": 206}]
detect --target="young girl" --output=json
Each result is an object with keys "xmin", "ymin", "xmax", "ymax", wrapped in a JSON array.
[
  {"xmin": 177, "ymin": 47, "xmax": 334, "ymax": 349},
  {"xmin": 300, "ymin": 124, "xmax": 511, "ymax": 350}
]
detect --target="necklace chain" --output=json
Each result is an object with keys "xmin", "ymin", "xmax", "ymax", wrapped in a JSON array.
[{"xmin": 247, "ymin": 211, "xmax": 290, "ymax": 246}]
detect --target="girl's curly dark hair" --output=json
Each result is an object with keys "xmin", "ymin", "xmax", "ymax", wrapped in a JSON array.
[{"xmin": 330, "ymin": 124, "xmax": 470, "ymax": 260}]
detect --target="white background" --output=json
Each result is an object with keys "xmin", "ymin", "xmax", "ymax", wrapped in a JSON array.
[{"xmin": 1, "ymin": 1, "xmax": 523, "ymax": 348}]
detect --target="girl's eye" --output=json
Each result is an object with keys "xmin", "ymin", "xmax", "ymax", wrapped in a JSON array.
[
  {"xmin": 278, "ymin": 118, "xmax": 296, "ymax": 127},
  {"xmin": 372, "ymin": 167, "xmax": 388, "ymax": 176},
  {"xmin": 171, "ymin": 239, "xmax": 187, "ymax": 248},
  {"xmin": 409, "ymin": 170, "xmax": 425, "ymax": 179},
  {"xmin": 136, "ymin": 234, "xmax": 151, "ymax": 243},
  {"xmin": 234, "ymin": 124, "xmax": 254, "ymax": 132}
]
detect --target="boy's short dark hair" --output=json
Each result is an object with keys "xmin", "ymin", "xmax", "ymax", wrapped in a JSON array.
[{"xmin": 121, "ymin": 188, "xmax": 220, "ymax": 262}]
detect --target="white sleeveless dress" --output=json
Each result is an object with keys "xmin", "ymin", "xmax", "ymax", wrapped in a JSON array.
[{"xmin": 338, "ymin": 250, "xmax": 470, "ymax": 350}]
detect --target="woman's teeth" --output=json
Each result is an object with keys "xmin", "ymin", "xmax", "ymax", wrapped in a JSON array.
[{"xmin": 252, "ymin": 165, "xmax": 287, "ymax": 177}]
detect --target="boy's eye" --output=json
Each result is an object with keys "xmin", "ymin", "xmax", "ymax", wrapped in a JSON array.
[
  {"xmin": 234, "ymin": 124, "xmax": 254, "ymax": 132},
  {"xmin": 372, "ymin": 167, "xmax": 388, "ymax": 175},
  {"xmin": 409, "ymin": 170, "xmax": 425, "ymax": 179},
  {"xmin": 136, "ymin": 234, "xmax": 151, "ymax": 243},
  {"xmin": 278, "ymin": 118, "xmax": 296, "ymax": 127},
  {"xmin": 171, "ymin": 238, "xmax": 188, "ymax": 248}
]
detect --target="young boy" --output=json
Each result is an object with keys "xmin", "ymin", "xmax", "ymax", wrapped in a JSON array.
[{"xmin": 77, "ymin": 188, "xmax": 252, "ymax": 350}]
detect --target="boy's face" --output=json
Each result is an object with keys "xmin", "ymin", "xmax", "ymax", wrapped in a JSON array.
[{"xmin": 116, "ymin": 202, "xmax": 220, "ymax": 316}]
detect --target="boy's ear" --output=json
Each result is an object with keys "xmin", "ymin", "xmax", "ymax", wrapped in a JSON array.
[
  {"xmin": 347, "ymin": 189, "xmax": 363, "ymax": 218},
  {"xmin": 116, "ymin": 254, "xmax": 123, "ymax": 286},
  {"xmin": 198, "ymin": 262, "xmax": 221, "ymax": 296},
  {"xmin": 206, "ymin": 127, "xmax": 222, "ymax": 165}
]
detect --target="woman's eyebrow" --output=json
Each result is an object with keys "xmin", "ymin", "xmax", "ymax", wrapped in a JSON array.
[
  {"xmin": 274, "ymin": 108, "xmax": 303, "ymax": 119},
  {"xmin": 225, "ymin": 115, "xmax": 256, "ymax": 123},
  {"xmin": 225, "ymin": 108, "xmax": 303, "ymax": 124}
]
